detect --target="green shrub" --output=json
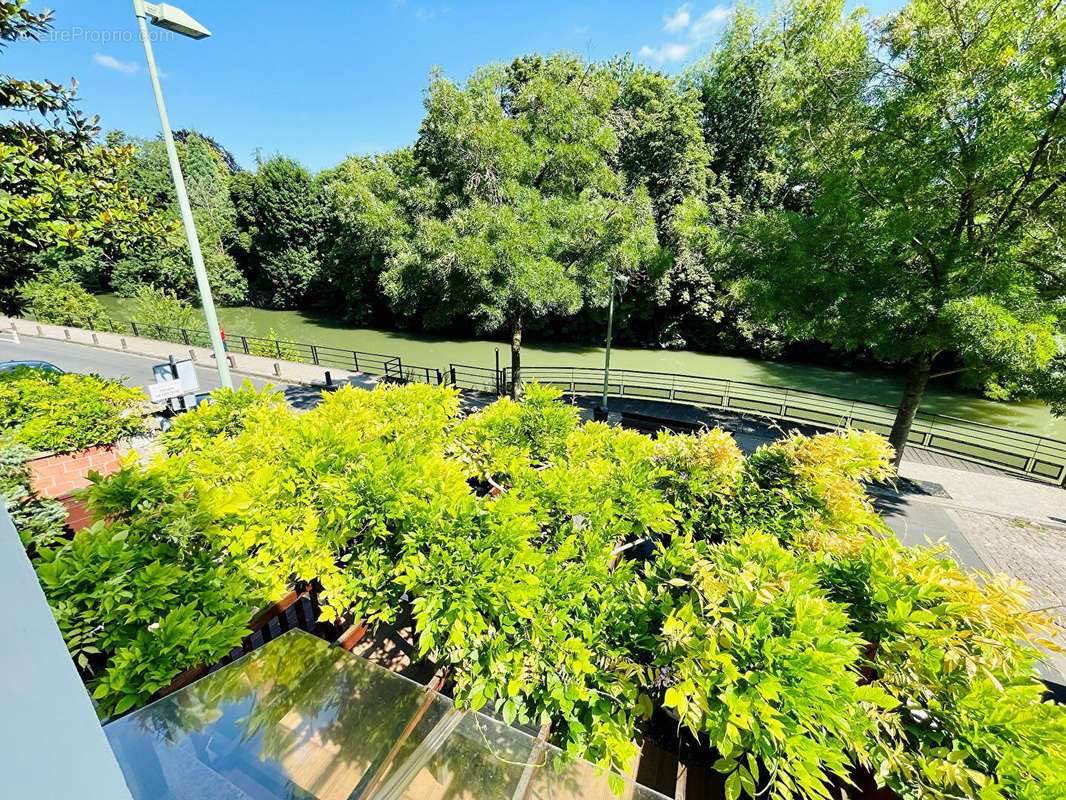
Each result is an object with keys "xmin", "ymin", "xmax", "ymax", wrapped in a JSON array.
[
  {"xmin": 642, "ymin": 531, "xmax": 881, "ymax": 799},
  {"xmin": 246, "ymin": 327, "xmax": 301, "ymax": 361},
  {"xmin": 454, "ymin": 381, "xmax": 580, "ymax": 478},
  {"xmin": 17, "ymin": 271, "xmax": 107, "ymax": 327},
  {"xmin": 161, "ymin": 382, "xmax": 286, "ymax": 454},
  {"xmin": 129, "ymin": 284, "xmax": 199, "ymax": 342},
  {"xmin": 819, "ymin": 537, "xmax": 1065, "ymax": 799},
  {"xmin": 35, "ymin": 520, "xmax": 257, "ymax": 715},
  {"xmin": 0, "ymin": 367, "xmax": 147, "ymax": 452},
  {"xmin": 35, "ymin": 383, "xmax": 1065, "ymax": 797},
  {"xmin": 0, "ymin": 436, "xmax": 67, "ymax": 549}
]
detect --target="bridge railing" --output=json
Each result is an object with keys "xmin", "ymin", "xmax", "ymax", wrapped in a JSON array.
[{"xmin": 490, "ymin": 365, "xmax": 1066, "ymax": 486}]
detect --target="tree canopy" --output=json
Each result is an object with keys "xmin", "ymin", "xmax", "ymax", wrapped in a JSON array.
[
  {"xmin": 0, "ymin": 0, "xmax": 167, "ymax": 312},
  {"xmin": 384, "ymin": 55, "xmax": 657, "ymax": 396},
  {"xmin": 684, "ymin": 0, "xmax": 1066, "ymax": 460}
]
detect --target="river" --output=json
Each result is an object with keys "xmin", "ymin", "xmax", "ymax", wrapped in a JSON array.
[{"xmin": 96, "ymin": 294, "xmax": 1066, "ymax": 439}]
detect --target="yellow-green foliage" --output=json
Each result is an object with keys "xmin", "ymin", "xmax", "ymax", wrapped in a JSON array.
[
  {"xmin": 247, "ymin": 328, "xmax": 301, "ymax": 361},
  {"xmin": 0, "ymin": 366, "xmax": 146, "ymax": 452},
  {"xmin": 36, "ymin": 383, "xmax": 1066, "ymax": 799}
]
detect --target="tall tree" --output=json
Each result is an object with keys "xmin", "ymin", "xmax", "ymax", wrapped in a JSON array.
[
  {"xmin": 319, "ymin": 149, "xmax": 435, "ymax": 323},
  {"xmin": 236, "ymin": 155, "xmax": 325, "ymax": 308},
  {"xmin": 108, "ymin": 131, "xmax": 247, "ymax": 305},
  {"xmin": 385, "ymin": 55, "xmax": 656, "ymax": 397},
  {"xmin": 695, "ymin": 0, "xmax": 1066, "ymax": 466},
  {"xmin": 0, "ymin": 1, "xmax": 166, "ymax": 312}
]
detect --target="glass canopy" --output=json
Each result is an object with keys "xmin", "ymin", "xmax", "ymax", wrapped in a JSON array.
[{"xmin": 105, "ymin": 629, "xmax": 670, "ymax": 800}]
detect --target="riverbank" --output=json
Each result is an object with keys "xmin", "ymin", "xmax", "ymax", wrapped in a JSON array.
[{"xmin": 94, "ymin": 293, "xmax": 1066, "ymax": 438}]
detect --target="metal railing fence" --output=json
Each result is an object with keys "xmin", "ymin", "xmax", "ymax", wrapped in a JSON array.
[
  {"xmin": 482, "ymin": 365, "xmax": 1066, "ymax": 486},
  {"xmin": 33, "ymin": 311, "xmax": 409, "ymax": 382},
  {"xmin": 23, "ymin": 311, "xmax": 1066, "ymax": 485}
]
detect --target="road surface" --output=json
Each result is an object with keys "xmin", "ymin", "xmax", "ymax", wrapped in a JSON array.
[{"xmin": 0, "ymin": 336, "xmax": 326, "ymax": 409}]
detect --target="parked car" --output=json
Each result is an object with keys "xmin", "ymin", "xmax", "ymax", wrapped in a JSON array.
[{"xmin": 0, "ymin": 360, "xmax": 65, "ymax": 374}]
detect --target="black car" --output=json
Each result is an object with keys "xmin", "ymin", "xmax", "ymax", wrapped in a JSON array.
[{"xmin": 0, "ymin": 360, "xmax": 65, "ymax": 374}]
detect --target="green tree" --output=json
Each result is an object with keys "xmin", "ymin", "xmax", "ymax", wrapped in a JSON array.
[
  {"xmin": 319, "ymin": 149, "xmax": 435, "ymax": 324},
  {"xmin": 108, "ymin": 131, "xmax": 247, "ymax": 305},
  {"xmin": 0, "ymin": 2, "xmax": 166, "ymax": 312},
  {"xmin": 130, "ymin": 284, "xmax": 198, "ymax": 330},
  {"xmin": 17, "ymin": 269, "xmax": 105, "ymax": 326},
  {"xmin": 684, "ymin": 7, "xmax": 787, "ymax": 210},
  {"xmin": 235, "ymin": 154, "xmax": 324, "ymax": 308},
  {"xmin": 695, "ymin": 0, "xmax": 1066, "ymax": 466},
  {"xmin": 386, "ymin": 55, "xmax": 656, "ymax": 397}
]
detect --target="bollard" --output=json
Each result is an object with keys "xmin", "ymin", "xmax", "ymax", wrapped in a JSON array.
[
  {"xmin": 188, "ymin": 349, "xmax": 198, "ymax": 362},
  {"xmin": 273, "ymin": 362, "xmax": 282, "ymax": 377},
  {"xmin": 120, "ymin": 338, "xmax": 128, "ymax": 350},
  {"xmin": 91, "ymin": 333, "xmax": 99, "ymax": 345},
  {"xmin": 64, "ymin": 328, "xmax": 71, "ymax": 340},
  {"xmin": 36, "ymin": 325, "xmax": 43, "ymax": 337},
  {"xmin": 325, "ymin": 371, "xmax": 333, "ymax": 387}
]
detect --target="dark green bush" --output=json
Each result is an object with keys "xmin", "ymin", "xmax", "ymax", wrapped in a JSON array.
[
  {"xmin": 17, "ymin": 270, "xmax": 107, "ymax": 327},
  {"xmin": 0, "ymin": 436, "xmax": 67, "ymax": 549}
]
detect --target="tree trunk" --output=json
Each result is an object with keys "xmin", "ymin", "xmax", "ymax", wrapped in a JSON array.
[
  {"xmin": 510, "ymin": 315, "xmax": 523, "ymax": 401},
  {"xmin": 887, "ymin": 352, "xmax": 933, "ymax": 471}
]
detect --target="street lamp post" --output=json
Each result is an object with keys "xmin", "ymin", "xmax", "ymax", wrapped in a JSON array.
[
  {"xmin": 596, "ymin": 268, "xmax": 627, "ymax": 421},
  {"xmin": 132, "ymin": 1, "xmax": 231, "ymax": 389}
]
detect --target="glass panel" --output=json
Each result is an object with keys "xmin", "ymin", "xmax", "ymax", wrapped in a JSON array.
[{"xmin": 105, "ymin": 630, "xmax": 669, "ymax": 800}]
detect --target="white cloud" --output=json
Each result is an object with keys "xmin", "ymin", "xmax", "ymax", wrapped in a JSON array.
[
  {"xmin": 690, "ymin": 5, "xmax": 732, "ymax": 41},
  {"xmin": 92, "ymin": 53, "xmax": 138, "ymax": 74},
  {"xmin": 414, "ymin": 5, "xmax": 450, "ymax": 21},
  {"xmin": 663, "ymin": 4, "xmax": 691, "ymax": 32},
  {"xmin": 638, "ymin": 42, "xmax": 692, "ymax": 63}
]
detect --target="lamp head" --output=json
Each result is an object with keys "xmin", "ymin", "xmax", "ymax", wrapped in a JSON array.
[{"xmin": 134, "ymin": 1, "xmax": 211, "ymax": 39}]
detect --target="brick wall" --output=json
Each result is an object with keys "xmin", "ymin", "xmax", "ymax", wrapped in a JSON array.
[{"xmin": 28, "ymin": 445, "xmax": 123, "ymax": 499}]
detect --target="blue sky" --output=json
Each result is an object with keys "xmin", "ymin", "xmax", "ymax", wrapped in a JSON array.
[{"xmin": 7, "ymin": 1, "xmax": 899, "ymax": 173}]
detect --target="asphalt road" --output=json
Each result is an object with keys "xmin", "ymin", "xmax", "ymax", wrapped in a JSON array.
[{"xmin": 0, "ymin": 336, "xmax": 342, "ymax": 411}]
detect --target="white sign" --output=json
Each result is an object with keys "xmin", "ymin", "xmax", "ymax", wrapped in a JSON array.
[{"xmin": 148, "ymin": 378, "xmax": 184, "ymax": 403}]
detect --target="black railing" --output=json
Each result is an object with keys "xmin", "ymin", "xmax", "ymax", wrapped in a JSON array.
[
  {"xmin": 444, "ymin": 363, "xmax": 502, "ymax": 394},
  {"xmin": 25, "ymin": 312, "xmax": 1066, "ymax": 486},
  {"xmin": 484, "ymin": 365, "xmax": 1066, "ymax": 486},
  {"xmin": 35, "ymin": 311, "xmax": 408, "ymax": 381}
]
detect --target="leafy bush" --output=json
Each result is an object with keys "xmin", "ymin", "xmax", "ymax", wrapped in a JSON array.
[
  {"xmin": 35, "ymin": 383, "xmax": 1065, "ymax": 797},
  {"xmin": 17, "ymin": 270, "xmax": 107, "ymax": 327},
  {"xmin": 643, "ymin": 532, "xmax": 881, "ymax": 799},
  {"xmin": 454, "ymin": 381, "xmax": 580, "ymax": 478},
  {"xmin": 130, "ymin": 283, "xmax": 199, "ymax": 330},
  {"xmin": 160, "ymin": 382, "xmax": 286, "ymax": 454},
  {"xmin": 0, "ymin": 367, "xmax": 147, "ymax": 452},
  {"xmin": 246, "ymin": 327, "xmax": 301, "ymax": 361},
  {"xmin": 35, "ymin": 519, "xmax": 256, "ymax": 715},
  {"xmin": 0, "ymin": 436, "xmax": 67, "ymax": 549}
]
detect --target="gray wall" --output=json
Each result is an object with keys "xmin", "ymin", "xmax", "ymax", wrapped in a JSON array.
[{"xmin": 0, "ymin": 505, "xmax": 133, "ymax": 799}]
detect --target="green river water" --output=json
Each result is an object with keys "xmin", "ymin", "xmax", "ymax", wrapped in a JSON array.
[{"xmin": 96, "ymin": 294, "xmax": 1066, "ymax": 439}]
